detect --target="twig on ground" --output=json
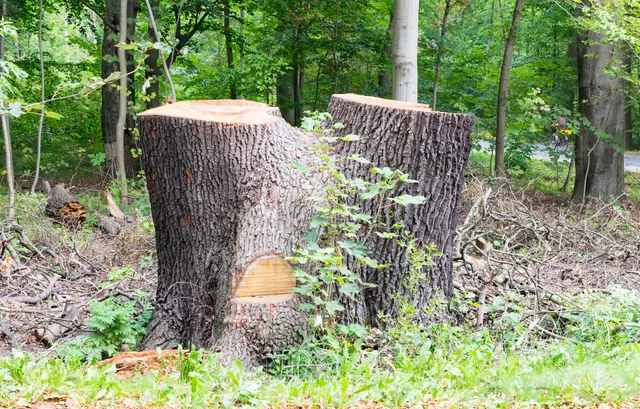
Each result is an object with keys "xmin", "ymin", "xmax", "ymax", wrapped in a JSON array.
[{"xmin": 0, "ymin": 275, "xmax": 59, "ymax": 304}]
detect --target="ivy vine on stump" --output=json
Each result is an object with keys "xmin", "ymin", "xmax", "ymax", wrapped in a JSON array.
[
  {"xmin": 138, "ymin": 97, "xmax": 473, "ymax": 368},
  {"xmin": 328, "ymin": 94, "xmax": 474, "ymax": 326}
]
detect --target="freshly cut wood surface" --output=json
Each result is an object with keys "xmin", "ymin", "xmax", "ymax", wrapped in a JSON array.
[
  {"xmin": 336, "ymin": 93, "xmax": 431, "ymax": 112},
  {"xmin": 138, "ymin": 100, "xmax": 280, "ymax": 124},
  {"xmin": 233, "ymin": 255, "xmax": 295, "ymax": 298}
]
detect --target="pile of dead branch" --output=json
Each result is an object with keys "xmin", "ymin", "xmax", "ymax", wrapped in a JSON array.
[
  {"xmin": 453, "ymin": 177, "xmax": 640, "ymax": 337},
  {"xmin": 0, "ymin": 184, "xmax": 156, "ymax": 353}
]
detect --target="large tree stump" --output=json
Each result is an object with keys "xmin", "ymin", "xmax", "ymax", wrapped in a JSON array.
[
  {"xmin": 139, "ymin": 97, "xmax": 473, "ymax": 367},
  {"xmin": 138, "ymin": 100, "xmax": 317, "ymax": 367},
  {"xmin": 328, "ymin": 94, "xmax": 474, "ymax": 325}
]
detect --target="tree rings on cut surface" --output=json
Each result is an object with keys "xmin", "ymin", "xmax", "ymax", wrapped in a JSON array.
[{"xmin": 233, "ymin": 255, "xmax": 295, "ymax": 301}]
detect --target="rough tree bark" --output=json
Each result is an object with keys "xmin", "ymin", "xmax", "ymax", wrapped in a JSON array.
[
  {"xmin": 391, "ymin": 0, "xmax": 419, "ymax": 102},
  {"xmin": 572, "ymin": 13, "xmax": 625, "ymax": 202},
  {"xmin": 494, "ymin": 0, "xmax": 523, "ymax": 178},
  {"xmin": 139, "ymin": 100, "xmax": 317, "ymax": 367},
  {"xmin": 328, "ymin": 94, "xmax": 474, "ymax": 326},
  {"xmin": 140, "ymin": 97, "xmax": 473, "ymax": 366}
]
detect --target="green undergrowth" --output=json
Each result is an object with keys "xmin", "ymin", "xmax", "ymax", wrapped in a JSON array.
[
  {"xmin": 468, "ymin": 151, "xmax": 640, "ymax": 202},
  {"xmin": 2, "ymin": 289, "xmax": 640, "ymax": 408}
]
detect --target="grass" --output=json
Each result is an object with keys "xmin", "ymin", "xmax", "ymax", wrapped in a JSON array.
[
  {"xmin": 2, "ymin": 315, "xmax": 640, "ymax": 408},
  {"xmin": 2, "ymin": 156, "xmax": 640, "ymax": 408}
]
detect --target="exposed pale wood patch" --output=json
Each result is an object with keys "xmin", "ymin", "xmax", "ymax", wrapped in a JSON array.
[
  {"xmin": 233, "ymin": 255, "xmax": 296, "ymax": 299},
  {"xmin": 335, "ymin": 93, "xmax": 431, "ymax": 112},
  {"xmin": 138, "ymin": 100, "xmax": 280, "ymax": 125}
]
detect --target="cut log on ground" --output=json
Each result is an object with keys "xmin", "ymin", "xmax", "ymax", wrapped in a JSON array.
[
  {"xmin": 138, "ymin": 100, "xmax": 318, "ymax": 368},
  {"xmin": 45, "ymin": 184, "xmax": 86, "ymax": 229},
  {"xmin": 328, "ymin": 94, "xmax": 474, "ymax": 326}
]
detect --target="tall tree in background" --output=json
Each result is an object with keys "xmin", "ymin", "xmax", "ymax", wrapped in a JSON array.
[
  {"xmin": 572, "ymin": 0, "xmax": 625, "ymax": 202},
  {"xmin": 391, "ymin": 0, "xmax": 419, "ymax": 102},
  {"xmin": 30, "ymin": 0, "xmax": 45, "ymax": 193},
  {"xmin": 115, "ymin": 0, "xmax": 129, "ymax": 205},
  {"xmin": 102, "ymin": 0, "xmax": 137, "ymax": 175},
  {"xmin": 1, "ymin": 0, "xmax": 14, "ymax": 218},
  {"xmin": 494, "ymin": 0, "xmax": 523, "ymax": 178},
  {"xmin": 223, "ymin": 0, "xmax": 237, "ymax": 99},
  {"xmin": 432, "ymin": 0, "xmax": 466, "ymax": 111}
]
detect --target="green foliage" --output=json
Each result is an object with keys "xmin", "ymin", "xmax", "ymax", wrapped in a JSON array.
[
  {"xmin": 60, "ymin": 297, "xmax": 149, "ymax": 362},
  {"xmin": 2, "ymin": 290, "xmax": 640, "ymax": 407},
  {"xmin": 287, "ymin": 112, "xmax": 427, "ymax": 328}
]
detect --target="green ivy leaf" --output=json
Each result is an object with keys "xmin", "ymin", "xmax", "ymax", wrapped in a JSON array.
[
  {"xmin": 390, "ymin": 195, "xmax": 426, "ymax": 206},
  {"xmin": 340, "ymin": 134, "xmax": 361, "ymax": 142},
  {"xmin": 325, "ymin": 301, "xmax": 345, "ymax": 315}
]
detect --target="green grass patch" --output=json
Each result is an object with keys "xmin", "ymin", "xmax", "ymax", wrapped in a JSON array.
[{"xmin": 3, "ymin": 288, "xmax": 640, "ymax": 408}]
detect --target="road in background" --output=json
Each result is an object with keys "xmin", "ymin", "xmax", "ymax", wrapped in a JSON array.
[{"xmin": 475, "ymin": 140, "xmax": 640, "ymax": 173}]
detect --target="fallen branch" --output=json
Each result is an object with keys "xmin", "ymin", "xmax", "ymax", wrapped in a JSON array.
[
  {"xmin": 0, "ymin": 315, "xmax": 18, "ymax": 349},
  {"xmin": 0, "ymin": 275, "xmax": 59, "ymax": 304}
]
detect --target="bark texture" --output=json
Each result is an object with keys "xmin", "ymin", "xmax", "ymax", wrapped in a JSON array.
[
  {"xmin": 328, "ymin": 94, "xmax": 474, "ymax": 326},
  {"xmin": 572, "ymin": 20, "xmax": 624, "ymax": 202},
  {"xmin": 139, "ymin": 100, "xmax": 317, "ymax": 368}
]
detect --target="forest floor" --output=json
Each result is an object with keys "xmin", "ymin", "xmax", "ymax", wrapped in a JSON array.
[{"xmin": 1, "ymin": 154, "xmax": 640, "ymax": 408}]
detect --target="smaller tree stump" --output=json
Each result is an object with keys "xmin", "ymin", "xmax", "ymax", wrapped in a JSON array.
[{"xmin": 45, "ymin": 184, "xmax": 86, "ymax": 229}]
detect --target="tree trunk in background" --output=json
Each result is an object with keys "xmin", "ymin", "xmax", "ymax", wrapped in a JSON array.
[
  {"xmin": 1, "ymin": 0, "xmax": 15, "ymax": 219},
  {"xmin": 102, "ymin": 0, "xmax": 138, "ymax": 177},
  {"xmin": 116, "ymin": 0, "xmax": 129, "ymax": 205},
  {"xmin": 144, "ymin": 0, "xmax": 161, "ymax": 109},
  {"xmin": 494, "ymin": 0, "xmax": 523, "ymax": 178},
  {"xmin": 391, "ymin": 0, "xmax": 419, "ymax": 102},
  {"xmin": 293, "ymin": 53, "xmax": 305, "ymax": 126},
  {"xmin": 31, "ymin": 0, "xmax": 45, "ymax": 193},
  {"xmin": 432, "ymin": 0, "xmax": 452, "ymax": 111},
  {"xmin": 223, "ymin": 0, "xmax": 237, "ymax": 99},
  {"xmin": 328, "ymin": 94, "xmax": 474, "ymax": 326},
  {"xmin": 139, "ymin": 100, "xmax": 317, "ymax": 368},
  {"xmin": 572, "ymin": 19, "xmax": 624, "ymax": 202},
  {"xmin": 377, "ymin": 10, "xmax": 393, "ymax": 98},
  {"xmin": 276, "ymin": 70, "xmax": 295, "ymax": 124},
  {"xmin": 623, "ymin": 49, "xmax": 633, "ymax": 150}
]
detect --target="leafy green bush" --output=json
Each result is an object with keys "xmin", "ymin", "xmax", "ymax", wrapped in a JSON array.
[{"xmin": 59, "ymin": 297, "xmax": 149, "ymax": 362}]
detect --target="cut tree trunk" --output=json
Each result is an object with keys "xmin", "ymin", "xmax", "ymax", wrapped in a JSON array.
[
  {"xmin": 139, "ymin": 97, "xmax": 473, "ymax": 366},
  {"xmin": 328, "ymin": 94, "xmax": 474, "ymax": 326},
  {"xmin": 45, "ymin": 184, "xmax": 87, "ymax": 229},
  {"xmin": 138, "ymin": 100, "xmax": 316, "ymax": 368}
]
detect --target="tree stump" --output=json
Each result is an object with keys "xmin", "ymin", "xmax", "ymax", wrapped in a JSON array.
[
  {"xmin": 328, "ymin": 94, "xmax": 474, "ymax": 325},
  {"xmin": 45, "ymin": 184, "xmax": 87, "ymax": 229},
  {"xmin": 138, "ymin": 100, "xmax": 318, "ymax": 367},
  {"xmin": 139, "ymin": 97, "xmax": 473, "ymax": 367}
]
